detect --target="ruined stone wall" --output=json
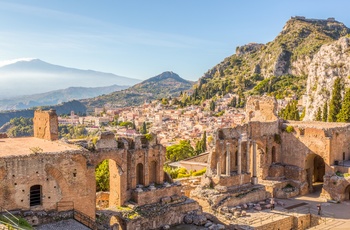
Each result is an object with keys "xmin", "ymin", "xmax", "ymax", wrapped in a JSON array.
[
  {"xmin": 328, "ymin": 127, "xmax": 350, "ymax": 166},
  {"xmin": 281, "ymin": 126, "xmax": 330, "ymax": 168},
  {"xmin": 211, "ymin": 173, "xmax": 250, "ymax": 187},
  {"xmin": 0, "ymin": 151, "xmax": 95, "ymax": 218},
  {"xmin": 33, "ymin": 110, "xmax": 58, "ymax": 141},
  {"xmin": 113, "ymin": 199, "xmax": 201, "ymax": 230},
  {"xmin": 281, "ymin": 124, "xmax": 350, "ymax": 170},
  {"xmin": 0, "ymin": 133, "xmax": 169, "ymax": 219},
  {"xmin": 245, "ymin": 96, "xmax": 278, "ymax": 122},
  {"xmin": 132, "ymin": 185, "xmax": 182, "ymax": 206}
]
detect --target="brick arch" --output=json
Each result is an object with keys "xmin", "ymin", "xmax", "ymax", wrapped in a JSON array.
[
  {"xmin": 91, "ymin": 150, "xmax": 128, "ymax": 208},
  {"xmin": 88, "ymin": 149, "xmax": 127, "ymax": 169}
]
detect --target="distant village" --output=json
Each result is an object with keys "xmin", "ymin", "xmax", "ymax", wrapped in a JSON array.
[{"xmin": 58, "ymin": 94, "xmax": 304, "ymax": 148}]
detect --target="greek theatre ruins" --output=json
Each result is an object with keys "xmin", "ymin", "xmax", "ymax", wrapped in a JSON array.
[{"xmin": 193, "ymin": 96, "xmax": 350, "ymax": 212}]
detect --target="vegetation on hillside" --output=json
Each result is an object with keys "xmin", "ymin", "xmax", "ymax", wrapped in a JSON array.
[
  {"xmin": 184, "ymin": 18, "xmax": 349, "ymax": 108},
  {"xmin": 82, "ymin": 72, "xmax": 193, "ymax": 109},
  {"xmin": 6, "ymin": 117, "xmax": 33, "ymax": 137}
]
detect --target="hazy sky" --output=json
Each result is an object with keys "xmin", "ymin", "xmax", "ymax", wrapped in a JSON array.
[{"xmin": 0, "ymin": 0, "xmax": 349, "ymax": 81}]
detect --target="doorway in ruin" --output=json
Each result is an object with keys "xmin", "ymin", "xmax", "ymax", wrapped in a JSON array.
[
  {"xmin": 306, "ymin": 154, "xmax": 325, "ymax": 193},
  {"xmin": 149, "ymin": 161, "xmax": 157, "ymax": 184},
  {"xmin": 136, "ymin": 163, "xmax": 144, "ymax": 185},
  {"xmin": 95, "ymin": 159, "xmax": 123, "ymax": 209}
]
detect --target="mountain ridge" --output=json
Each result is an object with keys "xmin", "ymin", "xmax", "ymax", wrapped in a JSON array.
[
  {"xmin": 188, "ymin": 17, "xmax": 350, "ymax": 111},
  {"xmin": 82, "ymin": 71, "xmax": 193, "ymax": 109},
  {"xmin": 0, "ymin": 59, "xmax": 141, "ymax": 98},
  {"xmin": 0, "ymin": 84, "xmax": 128, "ymax": 111}
]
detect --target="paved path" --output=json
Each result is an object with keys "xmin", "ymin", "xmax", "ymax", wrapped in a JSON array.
[
  {"xmin": 275, "ymin": 184, "xmax": 350, "ymax": 229},
  {"xmin": 35, "ymin": 219, "xmax": 90, "ymax": 230}
]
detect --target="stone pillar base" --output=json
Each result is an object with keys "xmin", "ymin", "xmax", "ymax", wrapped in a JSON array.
[{"xmin": 251, "ymin": 177, "xmax": 258, "ymax": 185}]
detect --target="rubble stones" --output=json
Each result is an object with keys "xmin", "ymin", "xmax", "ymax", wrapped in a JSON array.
[
  {"xmin": 217, "ymin": 224, "xmax": 225, "ymax": 230},
  {"xmin": 183, "ymin": 215, "xmax": 193, "ymax": 224},
  {"xmin": 161, "ymin": 196, "xmax": 171, "ymax": 204},
  {"xmin": 192, "ymin": 214, "xmax": 207, "ymax": 226},
  {"xmin": 215, "ymin": 185, "xmax": 228, "ymax": 192}
]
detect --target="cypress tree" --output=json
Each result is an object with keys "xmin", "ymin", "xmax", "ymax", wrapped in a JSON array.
[
  {"xmin": 230, "ymin": 97, "xmax": 237, "ymax": 107},
  {"xmin": 322, "ymin": 102, "xmax": 328, "ymax": 122},
  {"xmin": 337, "ymin": 88, "xmax": 350, "ymax": 122},
  {"xmin": 210, "ymin": 100, "xmax": 215, "ymax": 111},
  {"xmin": 328, "ymin": 78, "xmax": 342, "ymax": 122},
  {"xmin": 315, "ymin": 107, "xmax": 322, "ymax": 121},
  {"xmin": 202, "ymin": 131, "xmax": 207, "ymax": 152}
]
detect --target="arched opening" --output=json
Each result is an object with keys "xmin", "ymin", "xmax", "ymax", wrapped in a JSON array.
[
  {"xmin": 313, "ymin": 155, "xmax": 325, "ymax": 183},
  {"xmin": 149, "ymin": 161, "xmax": 157, "ymax": 184},
  {"xmin": 136, "ymin": 163, "xmax": 144, "ymax": 185},
  {"xmin": 345, "ymin": 185, "xmax": 350, "ymax": 200},
  {"xmin": 271, "ymin": 146, "xmax": 276, "ymax": 163},
  {"xmin": 30, "ymin": 185, "xmax": 42, "ymax": 206},
  {"xmin": 306, "ymin": 154, "xmax": 325, "ymax": 193},
  {"xmin": 95, "ymin": 159, "xmax": 122, "ymax": 209}
]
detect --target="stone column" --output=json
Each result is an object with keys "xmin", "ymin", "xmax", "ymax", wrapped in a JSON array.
[
  {"xmin": 246, "ymin": 139, "xmax": 250, "ymax": 173},
  {"xmin": 238, "ymin": 139, "xmax": 242, "ymax": 174},
  {"xmin": 217, "ymin": 161, "xmax": 221, "ymax": 177},
  {"xmin": 251, "ymin": 141, "xmax": 258, "ymax": 184},
  {"xmin": 226, "ymin": 143, "xmax": 230, "ymax": 176}
]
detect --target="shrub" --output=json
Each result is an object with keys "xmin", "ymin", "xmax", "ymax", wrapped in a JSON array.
[{"xmin": 286, "ymin": 126, "xmax": 294, "ymax": 133}]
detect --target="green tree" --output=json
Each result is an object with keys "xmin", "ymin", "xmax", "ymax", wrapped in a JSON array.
[
  {"xmin": 210, "ymin": 100, "xmax": 216, "ymax": 111},
  {"xmin": 230, "ymin": 97, "xmax": 237, "ymax": 108},
  {"xmin": 166, "ymin": 140, "xmax": 195, "ymax": 162},
  {"xmin": 322, "ymin": 102, "xmax": 328, "ymax": 122},
  {"xmin": 328, "ymin": 78, "xmax": 342, "ymax": 122},
  {"xmin": 95, "ymin": 160, "xmax": 110, "ymax": 191},
  {"xmin": 7, "ymin": 117, "xmax": 33, "ymax": 137},
  {"xmin": 195, "ymin": 131, "xmax": 207, "ymax": 155},
  {"xmin": 279, "ymin": 100, "xmax": 300, "ymax": 121},
  {"xmin": 337, "ymin": 88, "xmax": 350, "ymax": 122},
  {"xmin": 300, "ymin": 107, "xmax": 306, "ymax": 120},
  {"xmin": 140, "ymin": 121, "xmax": 147, "ymax": 134},
  {"xmin": 202, "ymin": 131, "xmax": 207, "ymax": 152},
  {"xmin": 119, "ymin": 121, "xmax": 133, "ymax": 129},
  {"xmin": 314, "ymin": 107, "xmax": 322, "ymax": 121}
]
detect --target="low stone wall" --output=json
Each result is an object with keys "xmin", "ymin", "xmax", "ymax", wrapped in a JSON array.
[
  {"xmin": 254, "ymin": 216, "xmax": 293, "ymax": 230},
  {"xmin": 112, "ymin": 198, "xmax": 202, "ymax": 230},
  {"xmin": 223, "ymin": 188, "xmax": 270, "ymax": 208},
  {"xmin": 175, "ymin": 176, "xmax": 201, "ymax": 197},
  {"xmin": 212, "ymin": 173, "xmax": 251, "ymax": 187},
  {"xmin": 96, "ymin": 192, "xmax": 109, "ymax": 209},
  {"xmin": 253, "ymin": 214, "xmax": 320, "ymax": 230},
  {"xmin": 132, "ymin": 184, "xmax": 182, "ymax": 206},
  {"xmin": 4, "ymin": 210, "xmax": 74, "ymax": 226}
]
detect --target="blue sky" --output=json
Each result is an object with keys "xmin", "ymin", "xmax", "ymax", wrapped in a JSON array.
[{"xmin": 0, "ymin": 0, "xmax": 349, "ymax": 81}]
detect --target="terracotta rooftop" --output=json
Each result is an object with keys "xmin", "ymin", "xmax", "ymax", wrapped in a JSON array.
[{"xmin": 0, "ymin": 137, "xmax": 82, "ymax": 157}]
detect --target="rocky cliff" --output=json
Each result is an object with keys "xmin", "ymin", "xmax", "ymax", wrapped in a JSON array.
[
  {"xmin": 194, "ymin": 17, "xmax": 350, "ymax": 114},
  {"xmin": 304, "ymin": 36, "xmax": 350, "ymax": 120}
]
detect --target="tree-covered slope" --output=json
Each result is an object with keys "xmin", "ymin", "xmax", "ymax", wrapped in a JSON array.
[
  {"xmin": 82, "ymin": 71, "xmax": 193, "ymax": 108},
  {"xmin": 189, "ymin": 17, "xmax": 350, "ymax": 105}
]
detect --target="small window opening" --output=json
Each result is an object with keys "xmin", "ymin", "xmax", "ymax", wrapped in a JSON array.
[{"xmin": 30, "ymin": 185, "xmax": 42, "ymax": 206}]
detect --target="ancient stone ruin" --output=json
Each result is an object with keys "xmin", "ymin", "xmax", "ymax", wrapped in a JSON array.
[{"xmin": 0, "ymin": 109, "xmax": 202, "ymax": 229}]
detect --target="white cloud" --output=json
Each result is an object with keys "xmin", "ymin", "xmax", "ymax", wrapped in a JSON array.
[{"xmin": 0, "ymin": 58, "xmax": 36, "ymax": 67}]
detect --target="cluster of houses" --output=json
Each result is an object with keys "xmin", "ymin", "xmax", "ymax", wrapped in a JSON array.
[{"xmin": 57, "ymin": 94, "xmax": 303, "ymax": 147}]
